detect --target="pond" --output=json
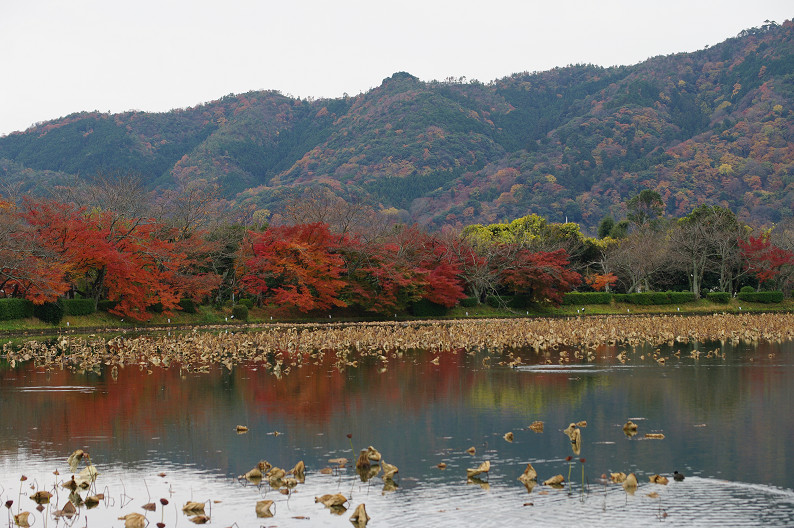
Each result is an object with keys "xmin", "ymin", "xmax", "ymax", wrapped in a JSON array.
[{"xmin": 1, "ymin": 328, "xmax": 793, "ymax": 527}]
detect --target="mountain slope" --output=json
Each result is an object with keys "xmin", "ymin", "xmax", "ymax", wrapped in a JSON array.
[{"xmin": 1, "ymin": 20, "xmax": 793, "ymax": 231}]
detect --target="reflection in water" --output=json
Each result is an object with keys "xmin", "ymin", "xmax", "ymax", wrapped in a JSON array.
[{"xmin": 0, "ymin": 339, "xmax": 793, "ymax": 526}]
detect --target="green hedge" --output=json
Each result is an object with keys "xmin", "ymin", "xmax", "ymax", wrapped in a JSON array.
[
  {"xmin": 179, "ymin": 298, "xmax": 197, "ymax": 313},
  {"xmin": 737, "ymin": 291, "xmax": 784, "ymax": 303},
  {"xmin": 706, "ymin": 292, "xmax": 731, "ymax": 304},
  {"xmin": 231, "ymin": 304, "xmax": 248, "ymax": 321},
  {"xmin": 0, "ymin": 298, "xmax": 34, "ymax": 321},
  {"xmin": 740, "ymin": 285, "xmax": 755, "ymax": 293},
  {"xmin": 486, "ymin": 295, "xmax": 502, "ymax": 308},
  {"xmin": 34, "ymin": 302, "xmax": 64, "ymax": 325},
  {"xmin": 563, "ymin": 292, "xmax": 613, "ymax": 305},
  {"xmin": 410, "ymin": 299, "xmax": 449, "ymax": 317},
  {"xmin": 460, "ymin": 296, "xmax": 478, "ymax": 308},
  {"xmin": 668, "ymin": 291, "xmax": 696, "ymax": 303},
  {"xmin": 61, "ymin": 298, "xmax": 96, "ymax": 316},
  {"xmin": 97, "ymin": 299, "xmax": 118, "ymax": 312},
  {"xmin": 614, "ymin": 291, "xmax": 696, "ymax": 305}
]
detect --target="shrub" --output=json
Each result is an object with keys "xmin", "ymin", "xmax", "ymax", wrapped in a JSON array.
[
  {"xmin": 34, "ymin": 302, "xmax": 64, "ymax": 325},
  {"xmin": 61, "ymin": 298, "xmax": 96, "ymax": 316},
  {"xmin": 238, "ymin": 298, "xmax": 254, "ymax": 309},
  {"xmin": 231, "ymin": 304, "xmax": 248, "ymax": 321},
  {"xmin": 148, "ymin": 302, "xmax": 164, "ymax": 314},
  {"xmin": 460, "ymin": 296, "xmax": 478, "ymax": 308},
  {"xmin": 178, "ymin": 298, "xmax": 197, "ymax": 314},
  {"xmin": 615, "ymin": 291, "xmax": 695, "ymax": 305},
  {"xmin": 668, "ymin": 291, "xmax": 696, "ymax": 304},
  {"xmin": 509, "ymin": 295, "xmax": 533, "ymax": 309},
  {"xmin": 740, "ymin": 285, "xmax": 756, "ymax": 293},
  {"xmin": 410, "ymin": 298, "xmax": 448, "ymax": 317},
  {"xmin": 0, "ymin": 298, "xmax": 34, "ymax": 321},
  {"xmin": 97, "ymin": 299, "xmax": 118, "ymax": 312},
  {"xmin": 486, "ymin": 295, "xmax": 501, "ymax": 308},
  {"xmin": 563, "ymin": 292, "xmax": 612, "ymax": 305},
  {"xmin": 706, "ymin": 292, "xmax": 731, "ymax": 304},
  {"xmin": 737, "ymin": 291, "xmax": 784, "ymax": 303}
]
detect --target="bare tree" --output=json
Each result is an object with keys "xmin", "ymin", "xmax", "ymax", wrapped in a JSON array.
[{"xmin": 605, "ymin": 227, "xmax": 670, "ymax": 293}]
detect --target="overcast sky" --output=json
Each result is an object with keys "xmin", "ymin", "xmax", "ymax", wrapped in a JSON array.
[{"xmin": 1, "ymin": 0, "xmax": 791, "ymax": 136}]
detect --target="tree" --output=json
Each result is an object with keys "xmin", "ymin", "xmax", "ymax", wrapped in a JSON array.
[
  {"xmin": 0, "ymin": 196, "xmax": 69, "ymax": 302},
  {"xmin": 627, "ymin": 189, "xmax": 665, "ymax": 228},
  {"xmin": 498, "ymin": 247, "xmax": 581, "ymax": 306},
  {"xmin": 670, "ymin": 205, "xmax": 743, "ymax": 298},
  {"xmin": 21, "ymin": 198, "xmax": 188, "ymax": 320},
  {"xmin": 605, "ymin": 227, "xmax": 669, "ymax": 293},
  {"xmin": 238, "ymin": 222, "xmax": 347, "ymax": 312},
  {"xmin": 738, "ymin": 233, "xmax": 794, "ymax": 290}
]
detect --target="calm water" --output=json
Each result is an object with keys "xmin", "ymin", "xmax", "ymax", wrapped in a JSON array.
[{"xmin": 1, "ymin": 336, "xmax": 793, "ymax": 527}]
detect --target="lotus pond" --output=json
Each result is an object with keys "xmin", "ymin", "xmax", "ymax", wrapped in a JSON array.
[{"xmin": 1, "ymin": 315, "xmax": 794, "ymax": 527}]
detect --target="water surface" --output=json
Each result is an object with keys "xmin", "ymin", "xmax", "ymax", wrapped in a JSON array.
[{"xmin": 1, "ymin": 337, "xmax": 793, "ymax": 526}]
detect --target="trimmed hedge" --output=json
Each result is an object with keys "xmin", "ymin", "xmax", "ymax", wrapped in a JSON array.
[
  {"xmin": 231, "ymin": 304, "xmax": 248, "ymax": 321},
  {"xmin": 563, "ymin": 292, "xmax": 612, "ymax": 305},
  {"xmin": 740, "ymin": 285, "xmax": 756, "ymax": 294},
  {"xmin": 97, "ymin": 299, "xmax": 118, "ymax": 312},
  {"xmin": 706, "ymin": 292, "xmax": 731, "ymax": 304},
  {"xmin": 61, "ymin": 298, "xmax": 96, "ymax": 316},
  {"xmin": 460, "ymin": 296, "xmax": 478, "ymax": 308},
  {"xmin": 614, "ymin": 291, "xmax": 696, "ymax": 305},
  {"xmin": 179, "ymin": 298, "xmax": 197, "ymax": 314},
  {"xmin": 410, "ymin": 299, "xmax": 449, "ymax": 317},
  {"xmin": 34, "ymin": 302, "xmax": 64, "ymax": 325},
  {"xmin": 737, "ymin": 291, "xmax": 784, "ymax": 303},
  {"xmin": 668, "ymin": 291, "xmax": 696, "ymax": 303},
  {"xmin": 0, "ymin": 298, "xmax": 35, "ymax": 321}
]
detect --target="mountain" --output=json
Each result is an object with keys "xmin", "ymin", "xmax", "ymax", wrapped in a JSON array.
[{"xmin": 2, "ymin": 20, "xmax": 793, "ymax": 232}]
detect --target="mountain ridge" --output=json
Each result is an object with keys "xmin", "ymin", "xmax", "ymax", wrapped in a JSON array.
[{"xmin": 2, "ymin": 20, "xmax": 792, "ymax": 232}]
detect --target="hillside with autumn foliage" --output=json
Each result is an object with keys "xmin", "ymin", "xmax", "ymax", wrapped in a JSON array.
[{"xmin": 1, "ymin": 20, "xmax": 793, "ymax": 232}]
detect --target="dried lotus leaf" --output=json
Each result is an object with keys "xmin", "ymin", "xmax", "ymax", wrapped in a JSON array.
[
  {"xmin": 381, "ymin": 461, "xmax": 398, "ymax": 480},
  {"xmin": 466, "ymin": 460, "xmax": 490, "ymax": 478},
  {"xmin": 315, "ymin": 493, "xmax": 348, "ymax": 508},
  {"xmin": 349, "ymin": 503, "xmax": 370, "ymax": 527},
  {"xmin": 543, "ymin": 474, "xmax": 565, "ymax": 486},
  {"xmin": 518, "ymin": 463, "xmax": 537, "ymax": 483},
  {"xmin": 30, "ymin": 491, "xmax": 52, "ymax": 504},
  {"xmin": 182, "ymin": 501, "xmax": 206, "ymax": 514},
  {"xmin": 366, "ymin": 446, "xmax": 382, "ymax": 462},
  {"xmin": 255, "ymin": 499, "xmax": 274, "ymax": 518},
  {"xmin": 118, "ymin": 513, "xmax": 146, "ymax": 528}
]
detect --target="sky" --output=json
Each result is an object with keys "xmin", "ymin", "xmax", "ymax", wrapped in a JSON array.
[{"xmin": 1, "ymin": 0, "xmax": 792, "ymax": 136}]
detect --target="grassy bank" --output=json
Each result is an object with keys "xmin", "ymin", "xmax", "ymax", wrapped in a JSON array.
[{"xmin": 1, "ymin": 297, "xmax": 792, "ymax": 338}]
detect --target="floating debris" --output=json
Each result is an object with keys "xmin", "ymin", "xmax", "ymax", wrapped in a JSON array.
[
  {"xmin": 649, "ymin": 474, "xmax": 669, "ymax": 485},
  {"xmin": 529, "ymin": 421, "xmax": 544, "ymax": 433},
  {"xmin": 644, "ymin": 433, "xmax": 665, "ymax": 440},
  {"xmin": 623, "ymin": 473, "xmax": 638, "ymax": 495},
  {"xmin": 543, "ymin": 475, "xmax": 564, "ymax": 486},
  {"xmin": 315, "ymin": 494, "xmax": 348, "ymax": 508},
  {"xmin": 503, "ymin": 432, "xmax": 514, "ymax": 442},
  {"xmin": 518, "ymin": 463, "xmax": 537, "ymax": 484},
  {"xmin": 349, "ymin": 503, "xmax": 370, "ymax": 527},
  {"xmin": 256, "ymin": 499, "xmax": 274, "ymax": 518},
  {"xmin": 466, "ymin": 461, "xmax": 490, "ymax": 478}
]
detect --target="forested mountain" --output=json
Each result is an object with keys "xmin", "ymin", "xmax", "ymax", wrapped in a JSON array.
[{"xmin": 2, "ymin": 20, "xmax": 793, "ymax": 232}]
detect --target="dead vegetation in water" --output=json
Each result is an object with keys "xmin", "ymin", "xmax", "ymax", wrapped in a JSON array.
[{"xmin": 3, "ymin": 313, "xmax": 793, "ymax": 375}]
